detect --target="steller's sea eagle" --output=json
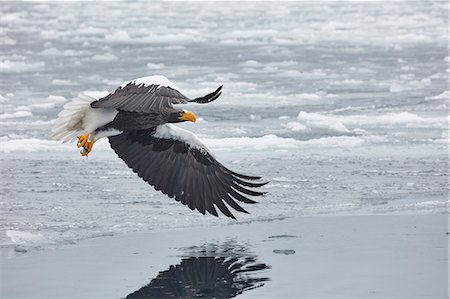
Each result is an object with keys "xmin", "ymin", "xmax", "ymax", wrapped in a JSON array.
[{"xmin": 52, "ymin": 75, "xmax": 266, "ymax": 219}]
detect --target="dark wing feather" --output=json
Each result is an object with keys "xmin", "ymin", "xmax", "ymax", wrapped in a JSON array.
[
  {"xmin": 189, "ymin": 85, "xmax": 223, "ymax": 104},
  {"xmin": 108, "ymin": 127, "xmax": 266, "ymax": 219},
  {"xmin": 91, "ymin": 82, "xmax": 189, "ymax": 113},
  {"xmin": 91, "ymin": 82, "xmax": 223, "ymax": 113}
]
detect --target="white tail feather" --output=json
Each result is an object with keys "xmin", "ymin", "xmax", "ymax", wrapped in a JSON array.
[{"xmin": 51, "ymin": 91, "xmax": 109, "ymax": 143}]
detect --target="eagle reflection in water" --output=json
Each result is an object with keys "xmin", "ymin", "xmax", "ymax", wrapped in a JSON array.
[{"xmin": 125, "ymin": 243, "xmax": 270, "ymax": 299}]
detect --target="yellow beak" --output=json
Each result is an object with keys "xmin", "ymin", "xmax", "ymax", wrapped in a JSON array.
[{"xmin": 180, "ymin": 111, "xmax": 197, "ymax": 123}]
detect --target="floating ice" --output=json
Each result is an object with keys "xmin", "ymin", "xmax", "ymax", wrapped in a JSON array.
[
  {"xmin": 39, "ymin": 48, "xmax": 83, "ymax": 57},
  {"xmin": 0, "ymin": 94, "xmax": 9, "ymax": 103},
  {"xmin": 295, "ymin": 111, "xmax": 447, "ymax": 130},
  {"xmin": 1, "ymin": 36, "xmax": 16, "ymax": 45},
  {"xmin": 0, "ymin": 137, "xmax": 111, "ymax": 153},
  {"xmin": 104, "ymin": 30, "xmax": 131, "ymax": 42},
  {"xmin": 146, "ymin": 62, "xmax": 165, "ymax": 70},
  {"xmin": 425, "ymin": 91, "xmax": 449, "ymax": 102},
  {"xmin": 389, "ymin": 77, "xmax": 431, "ymax": 92},
  {"xmin": 282, "ymin": 122, "xmax": 309, "ymax": 132},
  {"xmin": 29, "ymin": 103, "xmax": 57, "ymax": 109},
  {"xmin": 0, "ymin": 110, "xmax": 33, "ymax": 120},
  {"xmin": 6, "ymin": 230, "xmax": 43, "ymax": 245},
  {"xmin": 47, "ymin": 95, "xmax": 68, "ymax": 103},
  {"xmin": 51, "ymin": 79, "xmax": 77, "ymax": 86},
  {"xmin": 297, "ymin": 111, "xmax": 350, "ymax": 133},
  {"xmin": 91, "ymin": 53, "xmax": 118, "ymax": 62},
  {"xmin": 203, "ymin": 134, "xmax": 380, "ymax": 151},
  {"xmin": 0, "ymin": 60, "xmax": 45, "ymax": 73}
]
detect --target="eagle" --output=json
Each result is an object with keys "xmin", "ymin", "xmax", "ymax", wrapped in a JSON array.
[{"xmin": 52, "ymin": 75, "xmax": 266, "ymax": 219}]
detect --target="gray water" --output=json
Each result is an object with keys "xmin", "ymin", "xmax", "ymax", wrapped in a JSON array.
[{"xmin": 0, "ymin": 1, "xmax": 448, "ymax": 252}]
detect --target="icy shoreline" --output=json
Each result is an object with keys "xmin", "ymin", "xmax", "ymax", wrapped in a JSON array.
[{"xmin": 1, "ymin": 214, "xmax": 448, "ymax": 298}]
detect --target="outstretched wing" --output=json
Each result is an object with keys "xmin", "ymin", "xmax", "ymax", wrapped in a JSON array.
[
  {"xmin": 91, "ymin": 75, "xmax": 222, "ymax": 113},
  {"xmin": 108, "ymin": 124, "xmax": 266, "ymax": 219}
]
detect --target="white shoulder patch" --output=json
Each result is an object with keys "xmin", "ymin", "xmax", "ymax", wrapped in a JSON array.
[
  {"xmin": 153, "ymin": 124, "xmax": 206, "ymax": 152},
  {"xmin": 121, "ymin": 75, "xmax": 180, "ymax": 91}
]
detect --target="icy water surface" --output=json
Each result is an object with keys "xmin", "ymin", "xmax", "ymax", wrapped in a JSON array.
[{"xmin": 0, "ymin": 1, "xmax": 448, "ymax": 251}]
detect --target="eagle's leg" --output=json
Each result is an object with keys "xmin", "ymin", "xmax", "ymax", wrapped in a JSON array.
[{"xmin": 77, "ymin": 133, "xmax": 95, "ymax": 157}]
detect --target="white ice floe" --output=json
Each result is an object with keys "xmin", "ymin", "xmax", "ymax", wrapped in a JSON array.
[
  {"xmin": 0, "ymin": 12, "xmax": 27, "ymax": 24},
  {"xmin": 0, "ymin": 138, "xmax": 69, "ymax": 153},
  {"xmin": 39, "ymin": 48, "xmax": 84, "ymax": 57},
  {"xmin": 295, "ymin": 92, "xmax": 338, "ymax": 104},
  {"xmin": 0, "ymin": 94, "xmax": 9, "ymax": 103},
  {"xmin": 14, "ymin": 105, "xmax": 31, "ymax": 112},
  {"xmin": 76, "ymin": 25, "xmax": 108, "ymax": 36},
  {"xmin": 51, "ymin": 79, "xmax": 77, "ymax": 86},
  {"xmin": 249, "ymin": 114, "xmax": 262, "ymax": 121},
  {"xmin": 0, "ymin": 110, "xmax": 33, "ymax": 120},
  {"xmin": 238, "ymin": 60, "xmax": 263, "ymax": 67},
  {"xmin": 282, "ymin": 122, "xmax": 309, "ymax": 132},
  {"xmin": 389, "ymin": 77, "xmax": 431, "ymax": 92},
  {"xmin": 331, "ymin": 79, "xmax": 365, "ymax": 86},
  {"xmin": 29, "ymin": 102, "xmax": 57, "ymax": 109},
  {"xmin": 225, "ymin": 91, "xmax": 337, "ymax": 106},
  {"xmin": 104, "ymin": 30, "xmax": 132, "ymax": 42},
  {"xmin": 0, "ymin": 120, "xmax": 54, "ymax": 126},
  {"xmin": 103, "ymin": 29, "xmax": 205, "ymax": 44},
  {"xmin": 0, "ymin": 137, "xmax": 112, "ymax": 154},
  {"xmin": 433, "ymin": 131, "xmax": 449, "ymax": 144},
  {"xmin": 146, "ymin": 62, "xmax": 165, "ymax": 70},
  {"xmin": 6, "ymin": 230, "xmax": 43, "ymax": 245},
  {"xmin": 277, "ymin": 70, "xmax": 303, "ymax": 78},
  {"xmin": 7, "ymin": 100, "xmax": 61, "ymax": 113},
  {"xmin": 0, "ymin": 60, "xmax": 45, "ymax": 73},
  {"xmin": 425, "ymin": 91, "xmax": 449, "ymax": 102},
  {"xmin": 378, "ymin": 200, "xmax": 450, "ymax": 213},
  {"xmin": 0, "ymin": 36, "xmax": 16, "ymax": 45},
  {"xmin": 47, "ymin": 95, "xmax": 68, "ymax": 103},
  {"xmin": 294, "ymin": 111, "xmax": 448, "ymax": 131},
  {"xmin": 92, "ymin": 53, "xmax": 118, "ymax": 62},
  {"xmin": 203, "ymin": 134, "xmax": 382, "ymax": 152},
  {"xmin": 297, "ymin": 111, "xmax": 350, "ymax": 132}
]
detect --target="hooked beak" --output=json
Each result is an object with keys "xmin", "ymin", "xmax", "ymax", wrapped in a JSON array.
[{"xmin": 180, "ymin": 111, "xmax": 197, "ymax": 123}]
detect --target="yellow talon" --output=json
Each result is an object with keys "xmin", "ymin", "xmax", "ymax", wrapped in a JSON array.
[
  {"xmin": 77, "ymin": 133, "xmax": 95, "ymax": 157},
  {"xmin": 77, "ymin": 133, "xmax": 90, "ymax": 148}
]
